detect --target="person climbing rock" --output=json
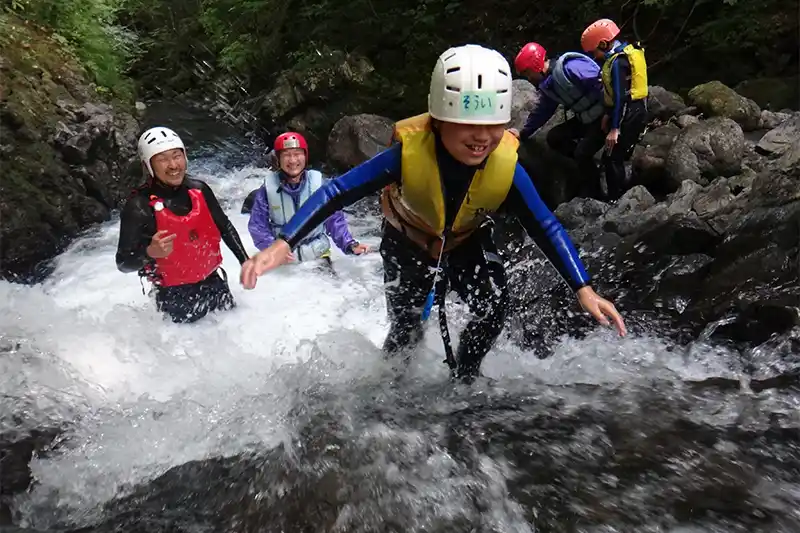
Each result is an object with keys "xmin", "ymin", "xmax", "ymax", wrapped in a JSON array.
[
  {"xmin": 247, "ymin": 131, "xmax": 368, "ymax": 272},
  {"xmin": 582, "ymin": 18, "xmax": 649, "ymax": 201},
  {"xmin": 511, "ymin": 42, "xmax": 607, "ymax": 200},
  {"xmin": 239, "ymin": 44, "xmax": 627, "ymax": 383},
  {"xmin": 116, "ymin": 126, "xmax": 250, "ymax": 324}
]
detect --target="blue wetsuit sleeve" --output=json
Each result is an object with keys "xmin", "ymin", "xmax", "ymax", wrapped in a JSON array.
[
  {"xmin": 609, "ymin": 58, "xmax": 624, "ymax": 130},
  {"xmin": 278, "ymin": 144, "xmax": 402, "ymax": 248},
  {"xmin": 520, "ymin": 96, "xmax": 558, "ymax": 140},
  {"xmin": 505, "ymin": 163, "xmax": 590, "ymax": 291}
]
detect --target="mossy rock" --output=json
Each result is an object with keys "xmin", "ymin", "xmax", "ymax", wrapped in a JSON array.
[{"xmin": 687, "ymin": 81, "xmax": 762, "ymax": 132}]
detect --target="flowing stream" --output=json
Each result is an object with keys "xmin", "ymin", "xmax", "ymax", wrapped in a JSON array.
[{"xmin": 1, "ymin": 105, "xmax": 799, "ymax": 532}]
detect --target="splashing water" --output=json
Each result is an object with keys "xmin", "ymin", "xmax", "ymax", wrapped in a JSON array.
[{"xmin": 2, "ymin": 143, "xmax": 799, "ymax": 532}]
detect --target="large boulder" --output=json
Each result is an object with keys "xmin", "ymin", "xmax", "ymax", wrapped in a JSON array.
[
  {"xmin": 664, "ymin": 117, "xmax": 744, "ymax": 191},
  {"xmin": 510, "ymin": 78, "xmax": 539, "ymax": 131},
  {"xmin": 630, "ymin": 124, "xmax": 681, "ymax": 191},
  {"xmin": 687, "ymin": 81, "xmax": 762, "ymax": 131},
  {"xmin": 756, "ymin": 115, "xmax": 800, "ymax": 158},
  {"xmin": 327, "ymin": 114, "xmax": 394, "ymax": 171},
  {"xmin": 646, "ymin": 85, "xmax": 688, "ymax": 121}
]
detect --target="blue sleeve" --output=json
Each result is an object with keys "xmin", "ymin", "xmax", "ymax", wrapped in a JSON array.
[
  {"xmin": 247, "ymin": 187, "xmax": 277, "ymax": 250},
  {"xmin": 610, "ymin": 59, "xmax": 624, "ymax": 129},
  {"xmin": 278, "ymin": 144, "xmax": 402, "ymax": 248},
  {"xmin": 507, "ymin": 163, "xmax": 590, "ymax": 290},
  {"xmin": 520, "ymin": 96, "xmax": 559, "ymax": 139}
]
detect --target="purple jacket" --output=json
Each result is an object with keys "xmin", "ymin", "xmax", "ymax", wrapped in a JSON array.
[
  {"xmin": 520, "ymin": 54, "xmax": 603, "ymax": 139},
  {"xmin": 247, "ymin": 170, "xmax": 358, "ymax": 253}
]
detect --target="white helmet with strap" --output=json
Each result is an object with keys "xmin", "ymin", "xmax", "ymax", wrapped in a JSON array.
[
  {"xmin": 137, "ymin": 126, "xmax": 186, "ymax": 177},
  {"xmin": 428, "ymin": 44, "xmax": 513, "ymax": 125}
]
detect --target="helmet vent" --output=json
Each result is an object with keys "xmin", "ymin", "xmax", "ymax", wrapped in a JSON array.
[
  {"xmin": 446, "ymin": 67, "xmax": 460, "ymax": 74},
  {"xmin": 477, "ymin": 74, "xmax": 482, "ymax": 89}
]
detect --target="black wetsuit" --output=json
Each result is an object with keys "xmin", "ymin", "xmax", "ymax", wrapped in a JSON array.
[{"xmin": 116, "ymin": 177, "xmax": 249, "ymax": 323}]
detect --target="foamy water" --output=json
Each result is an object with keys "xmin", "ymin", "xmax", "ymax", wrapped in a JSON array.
[{"xmin": 0, "ymin": 158, "xmax": 750, "ymax": 528}]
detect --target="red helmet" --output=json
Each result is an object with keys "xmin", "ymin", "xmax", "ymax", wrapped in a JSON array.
[
  {"xmin": 274, "ymin": 132, "xmax": 308, "ymax": 153},
  {"xmin": 514, "ymin": 42, "xmax": 547, "ymax": 74}
]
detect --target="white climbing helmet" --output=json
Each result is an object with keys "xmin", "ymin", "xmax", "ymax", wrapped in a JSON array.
[
  {"xmin": 428, "ymin": 44, "xmax": 513, "ymax": 125},
  {"xmin": 137, "ymin": 126, "xmax": 187, "ymax": 177}
]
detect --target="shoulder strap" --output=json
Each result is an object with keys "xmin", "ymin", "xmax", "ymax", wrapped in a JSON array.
[{"xmin": 306, "ymin": 169, "xmax": 324, "ymax": 191}]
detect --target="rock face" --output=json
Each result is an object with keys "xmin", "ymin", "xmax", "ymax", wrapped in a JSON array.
[
  {"xmin": 254, "ymin": 48, "xmax": 382, "ymax": 161},
  {"xmin": 664, "ymin": 117, "xmax": 744, "ymax": 191},
  {"xmin": 327, "ymin": 113, "xmax": 394, "ymax": 171},
  {"xmin": 0, "ymin": 20, "xmax": 141, "ymax": 280},
  {"xmin": 506, "ymin": 135, "xmax": 800, "ymax": 351}
]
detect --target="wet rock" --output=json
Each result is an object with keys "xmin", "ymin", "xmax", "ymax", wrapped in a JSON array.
[
  {"xmin": 756, "ymin": 116, "xmax": 800, "ymax": 157},
  {"xmin": 647, "ymin": 85, "xmax": 687, "ymax": 121},
  {"xmin": 554, "ymin": 197, "xmax": 608, "ymax": 230},
  {"xmin": 327, "ymin": 113, "xmax": 393, "ymax": 171},
  {"xmin": 667, "ymin": 180, "xmax": 703, "ymax": 215},
  {"xmin": 676, "ymin": 114, "xmax": 700, "ymax": 129},
  {"xmin": 775, "ymin": 138, "xmax": 800, "ymax": 172},
  {"xmin": 605, "ymin": 203, "xmax": 670, "ymax": 236},
  {"xmin": 688, "ymin": 80, "xmax": 762, "ymax": 131},
  {"xmin": 692, "ymin": 178, "xmax": 734, "ymax": 218},
  {"xmin": 747, "ymin": 165, "xmax": 800, "ymax": 207},
  {"xmin": 724, "ymin": 168, "xmax": 756, "ymax": 198},
  {"xmin": 0, "ymin": 427, "xmax": 61, "ymax": 525},
  {"xmin": 606, "ymin": 185, "xmax": 656, "ymax": 218},
  {"xmin": 665, "ymin": 117, "xmax": 744, "ymax": 191},
  {"xmin": 759, "ymin": 109, "xmax": 792, "ymax": 130},
  {"xmin": 510, "ymin": 78, "xmax": 539, "ymax": 131},
  {"xmin": 631, "ymin": 124, "xmax": 681, "ymax": 188}
]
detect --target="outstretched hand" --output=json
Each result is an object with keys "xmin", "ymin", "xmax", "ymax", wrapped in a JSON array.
[
  {"xmin": 576, "ymin": 286, "xmax": 627, "ymax": 336},
  {"xmin": 240, "ymin": 239, "xmax": 294, "ymax": 289}
]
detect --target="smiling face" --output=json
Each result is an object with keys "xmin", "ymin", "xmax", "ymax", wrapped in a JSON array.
[
  {"xmin": 150, "ymin": 148, "xmax": 187, "ymax": 186},
  {"xmin": 278, "ymin": 148, "xmax": 307, "ymax": 179},
  {"xmin": 437, "ymin": 121, "xmax": 507, "ymax": 166}
]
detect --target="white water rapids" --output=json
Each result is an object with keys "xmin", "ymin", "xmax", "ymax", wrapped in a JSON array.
[{"xmin": 0, "ymin": 153, "xmax": 760, "ymax": 529}]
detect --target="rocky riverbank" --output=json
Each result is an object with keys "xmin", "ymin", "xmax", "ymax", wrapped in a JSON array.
[{"xmin": 0, "ymin": 14, "xmax": 142, "ymax": 281}]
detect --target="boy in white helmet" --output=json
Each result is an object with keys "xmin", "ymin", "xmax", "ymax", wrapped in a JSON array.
[
  {"xmin": 116, "ymin": 126, "xmax": 250, "ymax": 323},
  {"xmin": 239, "ymin": 44, "xmax": 626, "ymax": 382}
]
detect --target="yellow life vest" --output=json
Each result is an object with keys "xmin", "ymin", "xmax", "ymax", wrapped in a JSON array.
[
  {"xmin": 601, "ymin": 43, "xmax": 648, "ymax": 106},
  {"xmin": 380, "ymin": 112, "xmax": 518, "ymax": 258}
]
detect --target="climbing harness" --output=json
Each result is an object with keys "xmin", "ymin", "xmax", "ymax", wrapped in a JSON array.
[{"xmin": 420, "ymin": 235, "xmax": 457, "ymax": 372}]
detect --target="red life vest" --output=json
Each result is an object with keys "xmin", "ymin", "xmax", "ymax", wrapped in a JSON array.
[{"xmin": 148, "ymin": 188, "xmax": 223, "ymax": 287}]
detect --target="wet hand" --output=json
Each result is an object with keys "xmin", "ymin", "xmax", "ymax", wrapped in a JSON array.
[
  {"xmin": 240, "ymin": 239, "xmax": 293, "ymax": 289},
  {"xmin": 351, "ymin": 242, "xmax": 370, "ymax": 255},
  {"xmin": 605, "ymin": 128, "xmax": 619, "ymax": 152},
  {"xmin": 576, "ymin": 286, "xmax": 627, "ymax": 336},
  {"xmin": 147, "ymin": 230, "xmax": 176, "ymax": 258}
]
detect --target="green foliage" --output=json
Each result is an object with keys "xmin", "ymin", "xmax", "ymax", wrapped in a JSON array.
[{"xmin": 2, "ymin": 0, "xmax": 139, "ymax": 98}]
